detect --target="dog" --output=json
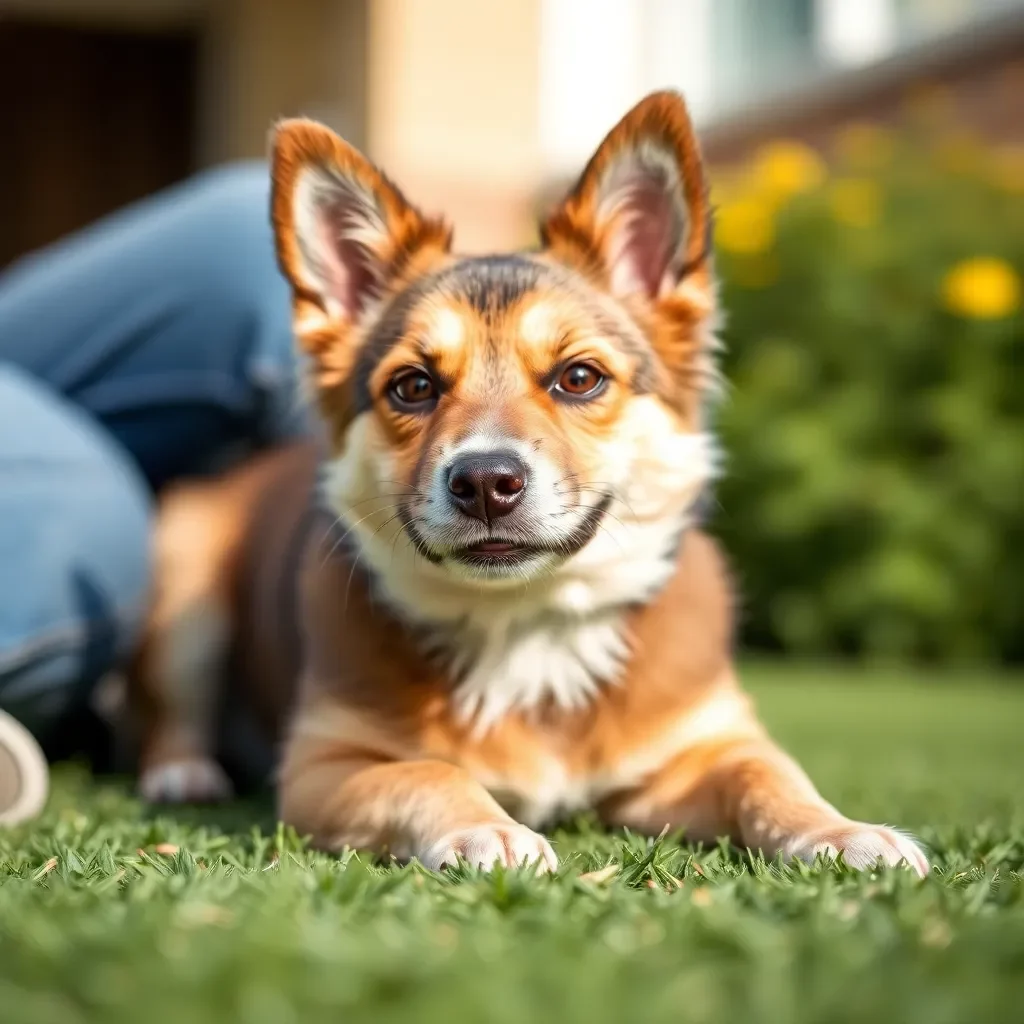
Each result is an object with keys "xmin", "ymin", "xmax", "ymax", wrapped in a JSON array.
[{"xmin": 131, "ymin": 91, "xmax": 929, "ymax": 877}]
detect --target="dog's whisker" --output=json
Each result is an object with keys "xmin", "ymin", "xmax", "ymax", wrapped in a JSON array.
[
  {"xmin": 550, "ymin": 500, "xmax": 630, "ymax": 535},
  {"xmin": 344, "ymin": 492, "xmax": 420, "ymax": 510},
  {"xmin": 342, "ymin": 545, "xmax": 365, "ymax": 613},
  {"xmin": 320, "ymin": 503, "xmax": 409, "ymax": 567},
  {"xmin": 552, "ymin": 478, "xmax": 639, "ymax": 521},
  {"xmin": 341, "ymin": 513, "xmax": 409, "ymax": 611}
]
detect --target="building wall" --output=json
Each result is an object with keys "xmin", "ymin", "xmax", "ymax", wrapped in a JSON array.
[
  {"xmin": 203, "ymin": 0, "xmax": 544, "ymax": 250},
  {"xmin": 367, "ymin": 0, "xmax": 543, "ymax": 251},
  {"xmin": 8, "ymin": 0, "xmax": 1021, "ymax": 257},
  {"xmin": 198, "ymin": 0, "xmax": 369, "ymax": 165}
]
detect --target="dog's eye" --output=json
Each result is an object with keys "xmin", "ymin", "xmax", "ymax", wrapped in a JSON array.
[
  {"xmin": 555, "ymin": 362, "xmax": 605, "ymax": 399},
  {"xmin": 389, "ymin": 370, "xmax": 437, "ymax": 410}
]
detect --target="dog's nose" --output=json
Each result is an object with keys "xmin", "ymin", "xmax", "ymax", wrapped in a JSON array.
[{"xmin": 447, "ymin": 453, "xmax": 528, "ymax": 522}]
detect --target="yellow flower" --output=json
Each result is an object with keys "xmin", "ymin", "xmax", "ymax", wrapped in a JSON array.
[
  {"xmin": 941, "ymin": 258, "xmax": 1021, "ymax": 320},
  {"xmin": 716, "ymin": 198, "xmax": 775, "ymax": 255},
  {"xmin": 834, "ymin": 122, "xmax": 895, "ymax": 170},
  {"xmin": 829, "ymin": 178, "xmax": 882, "ymax": 229},
  {"xmin": 753, "ymin": 141, "xmax": 826, "ymax": 201}
]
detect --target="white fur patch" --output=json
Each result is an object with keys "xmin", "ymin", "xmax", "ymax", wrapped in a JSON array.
[
  {"xmin": 786, "ymin": 825, "xmax": 930, "ymax": 877},
  {"xmin": 139, "ymin": 758, "xmax": 233, "ymax": 805},
  {"xmin": 518, "ymin": 300, "xmax": 558, "ymax": 348},
  {"xmin": 452, "ymin": 612, "xmax": 631, "ymax": 733},
  {"xmin": 420, "ymin": 823, "xmax": 557, "ymax": 872},
  {"xmin": 426, "ymin": 305, "xmax": 466, "ymax": 351}
]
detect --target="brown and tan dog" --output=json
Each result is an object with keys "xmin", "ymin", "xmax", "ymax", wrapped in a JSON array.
[{"xmin": 132, "ymin": 92, "xmax": 928, "ymax": 876}]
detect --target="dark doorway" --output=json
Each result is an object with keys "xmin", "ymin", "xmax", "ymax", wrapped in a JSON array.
[{"xmin": 0, "ymin": 18, "xmax": 197, "ymax": 269}]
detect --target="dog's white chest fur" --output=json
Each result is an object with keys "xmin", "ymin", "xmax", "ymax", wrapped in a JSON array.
[{"xmin": 451, "ymin": 611, "xmax": 631, "ymax": 732}]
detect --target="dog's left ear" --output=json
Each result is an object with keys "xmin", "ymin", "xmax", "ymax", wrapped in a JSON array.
[
  {"xmin": 270, "ymin": 118, "xmax": 451, "ymax": 327},
  {"xmin": 542, "ymin": 91, "xmax": 712, "ymax": 306}
]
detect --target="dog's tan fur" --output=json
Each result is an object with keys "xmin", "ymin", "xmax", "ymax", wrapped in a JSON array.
[{"xmin": 132, "ymin": 92, "xmax": 928, "ymax": 876}]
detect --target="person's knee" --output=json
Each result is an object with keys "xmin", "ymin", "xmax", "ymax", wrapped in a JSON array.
[
  {"xmin": 0, "ymin": 368, "xmax": 151, "ymax": 736},
  {"xmin": 165, "ymin": 162, "xmax": 288, "ymax": 317}
]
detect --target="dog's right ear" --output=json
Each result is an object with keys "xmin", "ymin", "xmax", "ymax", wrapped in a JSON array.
[{"xmin": 270, "ymin": 119, "xmax": 452, "ymax": 337}]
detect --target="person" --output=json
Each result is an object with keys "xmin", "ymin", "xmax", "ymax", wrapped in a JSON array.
[{"xmin": 0, "ymin": 163, "xmax": 305, "ymax": 825}]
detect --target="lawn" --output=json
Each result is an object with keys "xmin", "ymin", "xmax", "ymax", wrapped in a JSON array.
[{"xmin": 2, "ymin": 664, "xmax": 1022, "ymax": 1024}]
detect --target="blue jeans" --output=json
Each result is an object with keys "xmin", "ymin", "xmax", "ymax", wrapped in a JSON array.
[{"xmin": 0, "ymin": 164, "xmax": 304, "ymax": 746}]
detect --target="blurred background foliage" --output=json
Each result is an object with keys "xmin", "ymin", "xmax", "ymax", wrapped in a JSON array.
[{"xmin": 709, "ymin": 105, "xmax": 1023, "ymax": 663}]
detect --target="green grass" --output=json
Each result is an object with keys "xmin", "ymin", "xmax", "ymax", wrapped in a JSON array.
[{"xmin": 2, "ymin": 664, "xmax": 1022, "ymax": 1024}]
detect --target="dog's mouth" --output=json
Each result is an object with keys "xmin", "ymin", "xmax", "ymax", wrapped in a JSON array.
[
  {"xmin": 453, "ymin": 539, "xmax": 539, "ymax": 566},
  {"xmin": 406, "ymin": 491, "xmax": 614, "ymax": 573}
]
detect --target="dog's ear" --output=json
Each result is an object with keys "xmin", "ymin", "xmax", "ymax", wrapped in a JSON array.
[
  {"xmin": 270, "ymin": 119, "xmax": 451, "ymax": 330},
  {"xmin": 541, "ymin": 91, "xmax": 712, "ymax": 306}
]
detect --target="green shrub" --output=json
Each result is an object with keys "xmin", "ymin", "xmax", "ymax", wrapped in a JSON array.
[{"xmin": 710, "ymin": 124, "xmax": 1024, "ymax": 662}]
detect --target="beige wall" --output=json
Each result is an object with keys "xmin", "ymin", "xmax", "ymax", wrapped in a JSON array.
[
  {"xmin": 201, "ymin": 0, "xmax": 544, "ymax": 250},
  {"xmin": 367, "ymin": 0, "xmax": 543, "ymax": 251}
]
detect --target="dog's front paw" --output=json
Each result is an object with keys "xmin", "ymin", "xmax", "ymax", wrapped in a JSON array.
[
  {"xmin": 421, "ymin": 823, "xmax": 557, "ymax": 873},
  {"xmin": 139, "ymin": 757, "xmax": 234, "ymax": 804},
  {"xmin": 789, "ymin": 822, "xmax": 929, "ymax": 877}
]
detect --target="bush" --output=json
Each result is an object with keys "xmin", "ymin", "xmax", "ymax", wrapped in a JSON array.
[{"xmin": 710, "ymin": 121, "xmax": 1024, "ymax": 662}]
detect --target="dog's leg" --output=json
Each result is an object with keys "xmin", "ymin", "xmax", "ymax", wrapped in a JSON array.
[
  {"xmin": 606, "ymin": 733, "xmax": 929, "ymax": 876},
  {"xmin": 133, "ymin": 479, "xmax": 239, "ymax": 804},
  {"xmin": 278, "ymin": 725, "xmax": 557, "ymax": 871}
]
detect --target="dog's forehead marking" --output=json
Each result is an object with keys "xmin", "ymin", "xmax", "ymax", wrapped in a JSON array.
[
  {"xmin": 445, "ymin": 254, "xmax": 544, "ymax": 314},
  {"xmin": 422, "ymin": 304, "xmax": 466, "ymax": 352},
  {"xmin": 518, "ymin": 299, "xmax": 559, "ymax": 349}
]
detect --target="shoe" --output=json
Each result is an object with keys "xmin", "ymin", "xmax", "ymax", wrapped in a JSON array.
[{"xmin": 0, "ymin": 710, "xmax": 49, "ymax": 826}]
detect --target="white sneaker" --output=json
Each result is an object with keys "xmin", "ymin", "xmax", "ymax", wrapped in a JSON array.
[{"xmin": 0, "ymin": 710, "xmax": 49, "ymax": 826}]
